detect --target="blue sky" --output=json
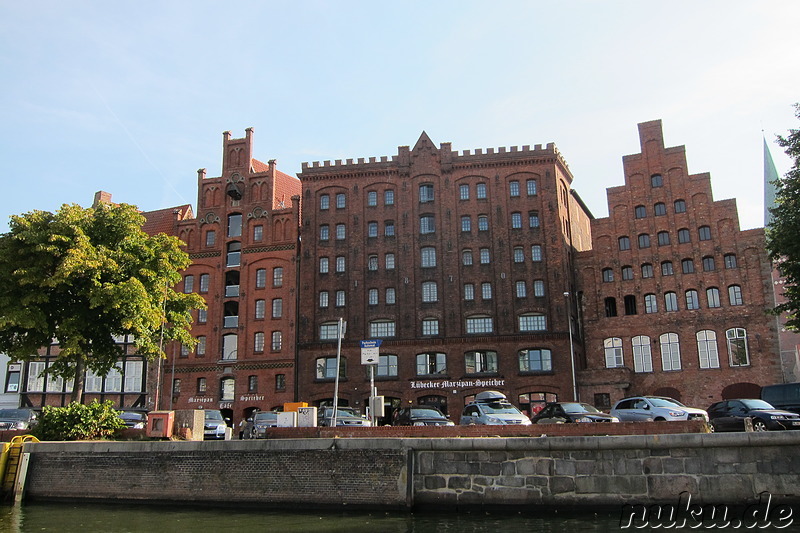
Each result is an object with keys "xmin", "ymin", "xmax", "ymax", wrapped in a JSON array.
[{"xmin": 1, "ymin": 1, "xmax": 798, "ymax": 233}]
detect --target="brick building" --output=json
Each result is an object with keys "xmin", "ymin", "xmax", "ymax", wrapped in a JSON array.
[
  {"xmin": 296, "ymin": 132, "xmax": 592, "ymax": 420},
  {"xmin": 576, "ymin": 120, "xmax": 782, "ymax": 410},
  {"xmin": 165, "ymin": 128, "xmax": 302, "ymax": 424}
]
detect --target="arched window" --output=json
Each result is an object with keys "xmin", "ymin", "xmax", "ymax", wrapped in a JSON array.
[
  {"xmin": 632, "ymin": 336, "xmax": 652, "ymax": 373},
  {"xmin": 604, "ymin": 337, "xmax": 623, "ymax": 368}
]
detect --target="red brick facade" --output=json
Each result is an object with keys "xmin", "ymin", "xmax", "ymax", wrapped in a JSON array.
[
  {"xmin": 576, "ymin": 120, "xmax": 782, "ymax": 410},
  {"xmin": 295, "ymin": 133, "xmax": 592, "ymax": 419}
]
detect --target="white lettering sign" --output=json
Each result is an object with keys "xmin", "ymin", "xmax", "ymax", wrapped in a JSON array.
[{"xmin": 410, "ymin": 378, "xmax": 506, "ymax": 390}]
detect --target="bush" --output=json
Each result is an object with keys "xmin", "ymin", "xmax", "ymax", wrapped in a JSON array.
[{"xmin": 33, "ymin": 400, "xmax": 125, "ymax": 441}]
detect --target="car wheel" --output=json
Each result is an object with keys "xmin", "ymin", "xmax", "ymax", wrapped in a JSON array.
[
  {"xmin": 250, "ymin": 428, "xmax": 258, "ymax": 439},
  {"xmin": 708, "ymin": 422, "xmax": 715, "ymax": 432},
  {"xmin": 654, "ymin": 417, "xmax": 666, "ymax": 422},
  {"xmin": 752, "ymin": 420, "xmax": 768, "ymax": 432}
]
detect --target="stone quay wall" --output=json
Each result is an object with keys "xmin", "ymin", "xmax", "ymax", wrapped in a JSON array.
[{"xmin": 18, "ymin": 431, "xmax": 800, "ymax": 509}]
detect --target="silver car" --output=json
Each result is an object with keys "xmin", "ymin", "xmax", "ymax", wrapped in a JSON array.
[
  {"xmin": 611, "ymin": 396, "xmax": 708, "ymax": 422},
  {"xmin": 460, "ymin": 391, "xmax": 532, "ymax": 426}
]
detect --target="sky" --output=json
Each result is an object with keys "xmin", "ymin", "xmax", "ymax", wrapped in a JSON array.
[{"xmin": 1, "ymin": 1, "xmax": 798, "ymax": 233}]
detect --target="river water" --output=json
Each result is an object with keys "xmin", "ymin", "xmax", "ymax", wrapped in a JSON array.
[{"xmin": 0, "ymin": 503, "xmax": 623, "ymax": 532}]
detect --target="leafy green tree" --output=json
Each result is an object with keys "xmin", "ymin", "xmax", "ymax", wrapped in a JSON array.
[
  {"xmin": 767, "ymin": 103, "xmax": 800, "ymax": 331},
  {"xmin": 33, "ymin": 400, "xmax": 126, "ymax": 441},
  {"xmin": 0, "ymin": 202, "xmax": 205, "ymax": 401}
]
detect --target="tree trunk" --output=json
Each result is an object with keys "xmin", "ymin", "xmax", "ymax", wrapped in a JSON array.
[{"xmin": 70, "ymin": 354, "xmax": 86, "ymax": 403}]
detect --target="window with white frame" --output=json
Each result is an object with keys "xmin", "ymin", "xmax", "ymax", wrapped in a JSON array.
[
  {"xmin": 465, "ymin": 350, "xmax": 498, "ymax": 374},
  {"xmin": 479, "ymin": 248, "xmax": 490, "ymax": 264},
  {"xmin": 385, "ymin": 221, "xmax": 395, "ymax": 236},
  {"xmin": 420, "ymin": 215, "xmax": 435, "ymax": 234},
  {"xmin": 271, "ymin": 331, "xmax": 282, "ymax": 351},
  {"xmin": 476, "ymin": 183, "xmax": 487, "ymax": 199},
  {"xmin": 368, "ymin": 288, "xmax": 378, "ymax": 306},
  {"xmin": 385, "ymin": 287, "xmax": 396, "ymax": 304},
  {"xmin": 254, "ymin": 332, "xmax": 265, "ymax": 352},
  {"xmin": 422, "ymin": 281, "xmax": 438, "ymax": 302},
  {"xmin": 319, "ymin": 257, "xmax": 329, "ymax": 274},
  {"xmin": 459, "ymin": 184, "xmax": 470, "ymax": 200},
  {"xmin": 253, "ymin": 225, "xmax": 263, "ymax": 243},
  {"xmin": 367, "ymin": 191, "xmax": 377, "ymax": 206},
  {"xmin": 316, "ymin": 356, "xmax": 344, "ymax": 379},
  {"xmin": 335, "ymin": 290, "xmax": 345, "ymax": 307},
  {"xmin": 319, "ymin": 322, "xmax": 340, "ymax": 340},
  {"xmin": 370, "ymin": 320, "xmax": 396, "ymax": 338},
  {"xmin": 632, "ymin": 335, "xmax": 653, "ymax": 372},
  {"xmin": 697, "ymin": 330, "xmax": 720, "ymax": 369},
  {"xmin": 481, "ymin": 282, "xmax": 492, "ymax": 300},
  {"xmin": 518, "ymin": 314, "xmax": 546, "ymax": 332},
  {"xmin": 509, "ymin": 180, "xmax": 520, "ymax": 197},
  {"xmin": 416, "ymin": 352, "xmax": 446, "ymax": 375},
  {"xmin": 478, "ymin": 215, "xmax": 489, "ymax": 231},
  {"xmin": 272, "ymin": 298, "xmax": 283, "ymax": 318},
  {"xmin": 660, "ymin": 333, "xmax": 682, "ymax": 371},
  {"xmin": 335, "ymin": 224, "xmax": 346, "ymax": 240},
  {"xmin": 513, "ymin": 246, "xmax": 524, "ymax": 263},
  {"xmin": 184, "ymin": 275, "xmax": 194, "ymax": 293},
  {"xmin": 385, "ymin": 190, "xmax": 395, "ymax": 205},
  {"xmin": 422, "ymin": 318, "xmax": 439, "ymax": 335},
  {"xmin": 319, "ymin": 291, "xmax": 329, "ymax": 308},
  {"xmin": 320, "ymin": 194, "xmax": 330, "ymax": 210},
  {"xmin": 256, "ymin": 268, "xmax": 267, "ymax": 288},
  {"xmin": 726, "ymin": 328, "xmax": 749, "ymax": 366},
  {"xmin": 515, "ymin": 281, "xmax": 527, "ymax": 298},
  {"xmin": 529, "ymin": 212, "xmax": 540, "ymax": 228},
  {"xmin": 511, "ymin": 212, "xmax": 522, "ymax": 229},
  {"xmin": 707, "ymin": 287, "xmax": 721, "ymax": 308},
  {"xmin": 377, "ymin": 354, "xmax": 398, "ymax": 377},
  {"xmin": 518, "ymin": 348, "xmax": 551, "ymax": 372},
  {"xmin": 533, "ymin": 280, "xmax": 545, "ymax": 297},
  {"xmin": 464, "ymin": 283, "xmax": 475, "ymax": 301},
  {"xmin": 728, "ymin": 285, "xmax": 743, "ymax": 306},
  {"xmin": 196, "ymin": 336, "xmax": 206, "ymax": 356},
  {"xmin": 419, "ymin": 184, "xmax": 435, "ymax": 203},
  {"xmin": 336, "ymin": 193, "xmax": 346, "ymax": 209},
  {"xmin": 336, "ymin": 256, "xmax": 346, "ymax": 273},
  {"xmin": 685, "ymin": 289, "xmax": 700, "ymax": 310},
  {"xmin": 526, "ymin": 179, "xmax": 537, "ymax": 196},
  {"xmin": 385, "ymin": 253, "xmax": 395, "ymax": 270},
  {"xmin": 272, "ymin": 267, "xmax": 283, "ymax": 287},
  {"xmin": 105, "ymin": 363, "xmax": 122, "ymax": 392},
  {"xmin": 531, "ymin": 245, "xmax": 542, "ymax": 261},
  {"xmin": 421, "ymin": 247, "xmax": 437, "ymax": 267},
  {"xmin": 461, "ymin": 215, "xmax": 471, "ymax": 232},
  {"xmin": 320, "ymin": 225, "xmax": 330, "ymax": 241},
  {"xmin": 664, "ymin": 292, "xmax": 678, "ymax": 312},
  {"xmin": 462, "ymin": 249, "xmax": 473, "ymax": 266},
  {"xmin": 604, "ymin": 337, "xmax": 624, "ymax": 368},
  {"xmin": 466, "ymin": 316, "xmax": 493, "ymax": 334},
  {"xmin": 368, "ymin": 255, "xmax": 378, "ymax": 271},
  {"xmin": 368, "ymin": 221, "xmax": 378, "ymax": 238}
]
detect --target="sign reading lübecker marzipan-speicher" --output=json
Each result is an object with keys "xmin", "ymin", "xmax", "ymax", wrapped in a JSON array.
[{"xmin": 410, "ymin": 378, "xmax": 506, "ymax": 390}]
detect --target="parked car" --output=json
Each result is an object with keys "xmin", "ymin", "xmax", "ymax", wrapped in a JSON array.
[
  {"xmin": 707, "ymin": 399, "xmax": 800, "ymax": 432},
  {"xmin": 118, "ymin": 410, "xmax": 148, "ymax": 429},
  {"xmin": 249, "ymin": 411, "xmax": 280, "ymax": 438},
  {"xmin": 460, "ymin": 391, "xmax": 532, "ymax": 426},
  {"xmin": 611, "ymin": 396, "xmax": 708, "ymax": 422},
  {"xmin": 530, "ymin": 402, "xmax": 619, "ymax": 424},
  {"xmin": 318, "ymin": 407, "xmax": 370, "ymax": 427},
  {"xmin": 392, "ymin": 406, "xmax": 455, "ymax": 426},
  {"xmin": 0, "ymin": 408, "xmax": 38, "ymax": 431},
  {"xmin": 203, "ymin": 410, "xmax": 229, "ymax": 440},
  {"xmin": 761, "ymin": 383, "xmax": 800, "ymax": 415}
]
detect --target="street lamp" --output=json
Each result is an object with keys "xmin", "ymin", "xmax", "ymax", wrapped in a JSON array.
[{"xmin": 564, "ymin": 291, "xmax": 578, "ymax": 402}]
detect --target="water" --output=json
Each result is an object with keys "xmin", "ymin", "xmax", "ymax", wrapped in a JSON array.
[{"xmin": 0, "ymin": 503, "xmax": 622, "ymax": 532}]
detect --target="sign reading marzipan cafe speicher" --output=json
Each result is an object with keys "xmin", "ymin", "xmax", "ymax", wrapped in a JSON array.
[{"xmin": 410, "ymin": 378, "xmax": 506, "ymax": 390}]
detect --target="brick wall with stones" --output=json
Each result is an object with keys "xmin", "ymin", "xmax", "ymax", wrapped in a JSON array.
[{"xmin": 18, "ymin": 432, "xmax": 800, "ymax": 509}]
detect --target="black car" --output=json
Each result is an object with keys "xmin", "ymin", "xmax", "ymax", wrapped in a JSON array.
[
  {"xmin": 530, "ymin": 402, "xmax": 620, "ymax": 424},
  {"xmin": 707, "ymin": 399, "xmax": 800, "ymax": 432},
  {"xmin": 392, "ymin": 406, "xmax": 454, "ymax": 426},
  {"xmin": 0, "ymin": 408, "xmax": 38, "ymax": 431}
]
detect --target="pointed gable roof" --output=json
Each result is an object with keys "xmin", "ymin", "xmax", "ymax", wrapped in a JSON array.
[{"xmin": 412, "ymin": 131, "xmax": 436, "ymax": 153}]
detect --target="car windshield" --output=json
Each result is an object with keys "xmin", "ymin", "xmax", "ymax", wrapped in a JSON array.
[
  {"xmin": 480, "ymin": 401, "xmax": 520, "ymax": 414},
  {"xmin": 254, "ymin": 412, "xmax": 278, "ymax": 421},
  {"xmin": 323, "ymin": 408, "xmax": 359, "ymax": 417},
  {"xmin": 119, "ymin": 411, "xmax": 145, "ymax": 420},
  {"xmin": 204, "ymin": 411, "xmax": 224, "ymax": 421},
  {"xmin": 740, "ymin": 399, "xmax": 774, "ymax": 410},
  {"xmin": 0, "ymin": 409, "xmax": 31, "ymax": 420},
  {"xmin": 411, "ymin": 408, "xmax": 445, "ymax": 418},
  {"xmin": 562, "ymin": 403, "xmax": 600, "ymax": 414},
  {"xmin": 648, "ymin": 398, "xmax": 684, "ymax": 408}
]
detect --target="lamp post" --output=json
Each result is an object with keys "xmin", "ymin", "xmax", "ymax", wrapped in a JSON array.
[{"xmin": 564, "ymin": 291, "xmax": 578, "ymax": 402}]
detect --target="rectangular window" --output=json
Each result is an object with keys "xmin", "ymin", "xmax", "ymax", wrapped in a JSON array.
[
  {"xmin": 368, "ymin": 222, "xmax": 378, "ymax": 238},
  {"xmin": 271, "ymin": 331, "xmax": 282, "ymax": 351},
  {"xmin": 320, "ymin": 194, "xmax": 330, "ymax": 210},
  {"xmin": 464, "ymin": 283, "xmax": 475, "ymax": 301},
  {"xmin": 254, "ymin": 332, "xmax": 265, "ymax": 352},
  {"xmin": 529, "ymin": 212, "xmax": 540, "ymax": 228},
  {"xmin": 196, "ymin": 336, "xmax": 207, "ymax": 356},
  {"xmin": 459, "ymin": 184, "xmax": 470, "ymax": 200},
  {"xmin": 385, "ymin": 221, "xmax": 395, "ymax": 237},
  {"xmin": 197, "ymin": 377, "xmax": 207, "ymax": 393},
  {"xmin": 531, "ymin": 245, "xmax": 542, "ymax": 261},
  {"xmin": 385, "ymin": 287, "xmax": 396, "ymax": 304},
  {"xmin": 515, "ymin": 281, "xmax": 527, "ymax": 298},
  {"xmin": 509, "ymin": 181, "xmax": 520, "ymax": 197},
  {"xmin": 479, "ymin": 248, "xmax": 490, "ymax": 264},
  {"xmin": 419, "ymin": 184, "xmax": 435, "ymax": 202},
  {"xmin": 273, "ymin": 267, "xmax": 284, "ymax": 287},
  {"xmin": 511, "ymin": 212, "xmax": 522, "ymax": 229},
  {"xmin": 370, "ymin": 321, "xmax": 396, "ymax": 338},
  {"xmin": 422, "ymin": 282, "xmax": 438, "ymax": 302},
  {"xmin": 422, "ymin": 318, "xmax": 439, "ymax": 335},
  {"xmin": 478, "ymin": 215, "xmax": 489, "ymax": 231},
  {"xmin": 319, "ymin": 258, "xmax": 329, "ymax": 274},
  {"xmin": 336, "ymin": 193, "xmax": 346, "ymax": 209},
  {"xmin": 248, "ymin": 375, "xmax": 258, "ymax": 392},
  {"xmin": 335, "ymin": 224, "xmax": 346, "ymax": 240},
  {"xmin": 320, "ymin": 225, "xmax": 330, "ymax": 241},
  {"xmin": 124, "ymin": 361, "xmax": 143, "ymax": 392},
  {"xmin": 319, "ymin": 291, "xmax": 329, "ymax": 308},
  {"xmin": 199, "ymin": 274, "xmax": 210, "ymax": 293},
  {"xmin": 526, "ymin": 179, "xmax": 537, "ymax": 196},
  {"xmin": 256, "ymin": 269, "xmax": 267, "ymax": 288},
  {"xmin": 227, "ymin": 214, "xmax": 242, "ymax": 238},
  {"xmin": 272, "ymin": 298, "xmax": 283, "ymax": 318},
  {"xmin": 336, "ymin": 256, "xmax": 346, "ymax": 272},
  {"xmin": 335, "ymin": 291, "xmax": 345, "ymax": 307},
  {"xmin": 253, "ymin": 225, "xmax": 263, "ymax": 242},
  {"xmin": 384, "ymin": 190, "xmax": 394, "ymax": 205},
  {"xmin": 385, "ymin": 253, "xmax": 395, "ymax": 270},
  {"xmin": 533, "ymin": 280, "xmax": 545, "ymax": 297},
  {"xmin": 420, "ymin": 215, "xmax": 435, "ymax": 234},
  {"xmin": 368, "ymin": 288, "xmax": 378, "ymax": 305},
  {"xmin": 184, "ymin": 275, "xmax": 194, "ymax": 293},
  {"xmin": 466, "ymin": 317, "xmax": 493, "ymax": 334},
  {"xmin": 255, "ymin": 299, "xmax": 266, "ymax": 319},
  {"xmin": 105, "ymin": 364, "xmax": 122, "ymax": 392},
  {"xmin": 476, "ymin": 183, "xmax": 487, "ymax": 199},
  {"xmin": 519, "ymin": 315, "xmax": 546, "ymax": 331},
  {"xmin": 481, "ymin": 282, "xmax": 492, "ymax": 300},
  {"xmin": 205, "ymin": 230, "xmax": 216, "ymax": 247},
  {"xmin": 367, "ymin": 191, "xmax": 377, "ymax": 206}
]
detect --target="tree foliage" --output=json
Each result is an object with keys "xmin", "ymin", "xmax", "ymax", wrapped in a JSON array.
[
  {"xmin": 0, "ymin": 202, "xmax": 205, "ymax": 400},
  {"xmin": 767, "ymin": 103, "xmax": 800, "ymax": 331},
  {"xmin": 32, "ymin": 400, "xmax": 125, "ymax": 441}
]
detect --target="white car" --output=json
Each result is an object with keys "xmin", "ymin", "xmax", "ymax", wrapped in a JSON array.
[
  {"xmin": 460, "ymin": 391, "xmax": 532, "ymax": 426},
  {"xmin": 611, "ymin": 396, "xmax": 708, "ymax": 422}
]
